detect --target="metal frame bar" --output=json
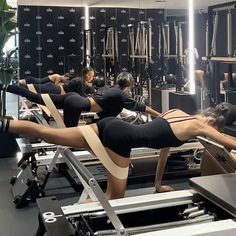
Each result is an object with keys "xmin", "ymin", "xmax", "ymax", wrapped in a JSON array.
[{"xmin": 63, "ymin": 149, "xmax": 127, "ymax": 236}]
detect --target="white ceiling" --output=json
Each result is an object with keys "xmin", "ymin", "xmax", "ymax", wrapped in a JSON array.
[{"xmin": 15, "ymin": 0, "xmax": 230, "ymax": 10}]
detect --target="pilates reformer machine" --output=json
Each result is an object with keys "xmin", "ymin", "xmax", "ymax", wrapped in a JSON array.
[
  {"xmin": 34, "ymin": 136, "xmax": 236, "ymax": 236},
  {"xmin": 11, "ymin": 92, "xmax": 203, "ymax": 208},
  {"xmin": 128, "ymin": 19, "xmax": 153, "ymax": 102},
  {"xmin": 102, "ymin": 27, "xmax": 119, "ymax": 83},
  {"xmin": 203, "ymin": 1, "xmax": 236, "ymax": 105},
  {"xmin": 12, "ymin": 132, "xmax": 203, "ymax": 209},
  {"xmin": 160, "ymin": 20, "xmax": 187, "ymax": 92},
  {"xmin": 82, "ymin": 29, "xmax": 96, "ymax": 68}
]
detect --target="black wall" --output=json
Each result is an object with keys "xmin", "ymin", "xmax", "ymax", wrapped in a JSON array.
[
  {"xmin": 18, "ymin": 6, "xmax": 84, "ymax": 79},
  {"xmin": 18, "ymin": 6, "xmax": 164, "ymax": 80}
]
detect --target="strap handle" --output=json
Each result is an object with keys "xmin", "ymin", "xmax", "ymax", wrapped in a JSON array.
[
  {"xmin": 41, "ymin": 94, "xmax": 65, "ymax": 128},
  {"xmin": 79, "ymin": 125, "xmax": 129, "ymax": 180},
  {"xmin": 27, "ymin": 84, "xmax": 51, "ymax": 117}
]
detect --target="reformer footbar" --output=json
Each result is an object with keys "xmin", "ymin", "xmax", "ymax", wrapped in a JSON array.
[{"xmin": 27, "ymin": 84, "xmax": 52, "ymax": 118}]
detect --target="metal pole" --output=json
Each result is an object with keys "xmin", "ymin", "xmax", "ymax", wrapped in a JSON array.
[
  {"xmin": 227, "ymin": 10, "xmax": 232, "ymax": 56},
  {"xmin": 167, "ymin": 22, "xmax": 170, "ymax": 55},
  {"xmin": 210, "ymin": 12, "xmax": 218, "ymax": 56},
  {"xmin": 205, "ymin": 20, "xmax": 209, "ymax": 56},
  {"xmin": 174, "ymin": 21, "xmax": 178, "ymax": 56}
]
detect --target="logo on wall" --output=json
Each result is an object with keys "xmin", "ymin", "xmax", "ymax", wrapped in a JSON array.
[
  {"xmin": 47, "ymin": 69, "xmax": 54, "ymax": 74},
  {"xmin": 23, "ymin": 7, "xmax": 30, "ymax": 12},
  {"xmin": 36, "ymin": 31, "xmax": 42, "ymax": 35},
  {"xmin": 121, "ymin": 38, "xmax": 127, "ymax": 43},
  {"xmin": 25, "ymin": 70, "xmax": 31, "ymax": 75},
  {"xmin": 36, "ymin": 15, "xmax": 42, "ymax": 20},
  {"xmin": 58, "ymin": 15, "xmax": 64, "ymax": 20},
  {"xmin": 58, "ymin": 61, "xmax": 64, "ymax": 66},
  {"xmin": 46, "ymin": 8, "xmax": 53, "ymax": 12},
  {"xmin": 58, "ymin": 46, "xmax": 65, "ymax": 50},
  {"xmin": 47, "ymin": 38, "xmax": 53, "ymax": 43},
  {"xmin": 111, "ymin": 16, "xmax": 116, "ymax": 21},
  {"xmin": 24, "ymin": 54, "xmax": 31, "ymax": 59},
  {"xmin": 129, "ymin": 17, "xmax": 135, "ymax": 21},
  {"xmin": 36, "ymin": 46, "xmax": 42, "ymax": 51},
  {"xmin": 69, "ymin": 38, "xmax": 76, "ymax": 43},
  {"xmin": 69, "ymin": 8, "xmax": 75, "ymax": 12},
  {"xmin": 47, "ymin": 23, "xmax": 53, "ymax": 27},
  {"xmin": 24, "ymin": 22, "xmax": 30, "ymax": 27},
  {"xmin": 47, "ymin": 54, "xmax": 53, "ymax": 58},
  {"xmin": 69, "ymin": 23, "xmax": 75, "ymax": 27},
  {"xmin": 36, "ymin": 62, "xmax": 42, "ymax": 67},
  {"xmin": 90, "ymin": 16, "xmax": 95, "ymax": 20},
  {"xmin": 121, "ymin": 24, "xmax": 126, "ymax": 28},
  {"xmin": 121, "ymin": 9, "xmax": 126, "ymax": 14},
  {"xmin": 100, "ymin": 9, "xmax": 106, "ymax": 13},
  {"xmin": 58, "ymin": 31, "xmax": 64, "ymax": 35},
  {"xmin": 24, "ymin": 38, "xmax": 31, "ymax": 43}
]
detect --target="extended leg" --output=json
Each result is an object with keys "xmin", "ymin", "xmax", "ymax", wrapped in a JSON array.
[{"xmin": 4, "ymin": 118, "xmax": 90, "ymax": 149}]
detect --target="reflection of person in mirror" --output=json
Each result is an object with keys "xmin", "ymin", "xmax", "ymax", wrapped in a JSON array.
[
  {"xmin": 184, "ymin": 48, "xmax": 205, "ymax": 89},
  {"xmin": 184, "ymin": 47, "xmax": 199, "ymax": 66}
]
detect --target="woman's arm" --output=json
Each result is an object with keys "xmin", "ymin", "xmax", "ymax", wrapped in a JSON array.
[
  {"xmin": 122, "ymin": 94, "xmax": 160, "ymax": 117},
  {"xmin": 145, "ymin": 106, "xmax": 161, "ymax": 117},
  {"xmin": 155, "ymin": 147, "xmax": 174, "ymax": 192},
  {"xmin": 201, "ymin": 125, "xmax": 236, "ymax": 150},
  {"xmin": 48, "ymin": 74, "xmax": 68, "ymax": 85}
]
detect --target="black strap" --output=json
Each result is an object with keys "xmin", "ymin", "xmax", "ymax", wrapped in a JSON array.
[
  {"xmin": 161, "ymin": 109, "xmax": 179, "ymax": 117},
  {"xmin": 168, "ymin": 117, "xmax": 197, "ymax": 124}
]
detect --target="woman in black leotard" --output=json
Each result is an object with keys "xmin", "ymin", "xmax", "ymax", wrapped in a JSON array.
[
  {"xmin": 0, "ymin": 72, "xmax": 160, "ymax": 127},
  {"xmin": 1, "ymin": 107, "xmax": 231, "ymax": 199},
  {"xmin": 17, "ymin": 67, "xmax": 96, "ymax": 96}
]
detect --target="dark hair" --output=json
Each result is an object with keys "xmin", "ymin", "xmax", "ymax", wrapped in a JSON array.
[
  {"xmin": 215, "ymin": 102, "xmax": 236, "ymax": 125},
  {"xmin": 201, "ymin": 107, "xmax": 225, "ymax": 132},
  {"xmin": 92, "ymin": 76, "xmax": 106, "ymax": 89},
  {"xmin": 116, "ymin": 72, "xmax": 134, "ymax": 90},
  {"xmin": 82, "ymin": 67, "xmax": 95, "ymax": 77}
]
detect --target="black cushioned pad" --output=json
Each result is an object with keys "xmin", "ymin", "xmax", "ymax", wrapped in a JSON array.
[
  {"xmin": 198, "ymin": 136, "xmax": 236, "ymax": 173},
  {"xmin": 190, "ymin": 173, "xmax": 236, "ymax": 217},
  {"xmin": 224, "ymin": 125, "xmax": 236, "ymax": 138}
]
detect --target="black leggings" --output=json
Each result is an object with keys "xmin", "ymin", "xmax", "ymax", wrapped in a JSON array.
[
  {"xmin": 24, "ymin": 76, "xmax": 50, "ymax": 84},
  {"xmin": 7, "ymin": 85, "xmax": 91, "ymax": 127},
  {"xmin": 20, "ymin": 83, "xmax": 61, "ymax": 94}
]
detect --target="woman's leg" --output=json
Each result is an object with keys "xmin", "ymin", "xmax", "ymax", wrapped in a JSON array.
[
  {"xmin": 32, "ymin": 83, "xmax": 61, "ymax": 94},
  {"xmin": 1, "ymin": 82, "xmax": 89, "ymax": 127},
  {"xmin": 194, "ymin": 70, "xmax": 205, "ymax": 88},
  {"xmin": 4, "ymin": 119, "xmax": 90, "ymax": 148},
  {"xmin": 2, "ymin": 84, "xmax": 67, "ymax": 109},
  {"xmin": 24, "ymin": 76, "xmax": 50, "ymax": 84},
  {"xmin": 104, "ymin": 148, "xmax": 130, "ymax": 199},
  {"xmin": 63, "ymin": 94, "xmax": 91, "ymax": 127}
]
